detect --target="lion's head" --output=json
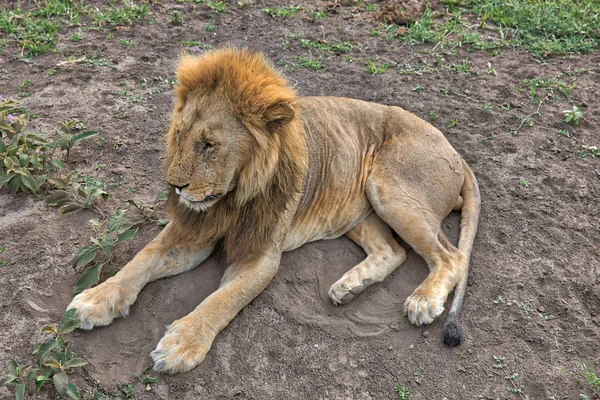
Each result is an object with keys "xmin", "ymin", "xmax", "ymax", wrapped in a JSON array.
[{"xmin": 165, "ymin": 48, "xmax": 297, "ymax": 213}]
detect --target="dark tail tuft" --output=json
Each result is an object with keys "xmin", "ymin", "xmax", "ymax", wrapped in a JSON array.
[{"xmin": 442, "ymin": 315, "xmax": 462, "ymax": 347}]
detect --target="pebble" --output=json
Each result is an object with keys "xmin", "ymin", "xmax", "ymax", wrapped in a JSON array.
[{"xmin": 422, "ymin": 330, "xmax": 431, "ymax": 338}]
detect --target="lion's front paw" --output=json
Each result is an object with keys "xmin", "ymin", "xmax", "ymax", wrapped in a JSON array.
[
  {"xmin": 67, "ymin": 281, "xmax": 135, "ymax": 330},
  {"xmin": 403, "ymin": 286, "xmax": 446, "ymax": 326},
  {"xmin": 151, "ymin": 317, "xmax": 213, "ymax": 374},
  {"xmin": 329, "ymin": 278, "xmax": 367, "ymax": 305}
]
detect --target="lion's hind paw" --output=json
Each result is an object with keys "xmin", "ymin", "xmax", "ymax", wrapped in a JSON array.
[{"xmin": 403, "ymin": 289, "xmax": 445, "ymax": 326}]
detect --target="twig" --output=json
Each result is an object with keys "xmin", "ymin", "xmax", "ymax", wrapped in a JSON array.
[
  {"xmin": 56, "ymin": 56, "xmax": 88, "ymax": 67},
  {"xmin": 429, "ymin": 29, "xmax": 454, "ymax": 53},
  {"xmin": 511, "ymin": 94, "xmax": 549, "ymax": 135},
  {"xmin": 505, "ymin": 370, "xmax": 526, "ymax": 400}
]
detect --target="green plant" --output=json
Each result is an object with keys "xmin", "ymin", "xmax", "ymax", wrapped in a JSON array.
[
  {"xmin": 518, "ymin": 75, "xmax": 574, "ymax": 105},
  {"xmin": 428, "ymin": 111, "xmax": 438, "ymax": 121},
  {"xmin": 118, "ymin": 39, "xmax": 136, "ymax": 46},
  {"xmin": 394, "ymin": 384, "xmax": 409, "ymax": 399},
  {"xmin": 563, "ymin": 105, "xmax": 583, "ymax": 125},
  {"xmin": 181, "ymin": 40, "xmax": 200, "ymax": 47},
  {"xmin": 0, "ymin": 245, "xmax": 6, "ymax": 267},
  {"xmin": 555, "ymin": 128, "xmax": 570, "ymax": 137},
  {"xmin": 1, "ymin": 308, "xmax": 87, "ymax": 400},
  {"xmin": 298, "ymin": 38, "xmax": 353, "ymax": 54},
  {"xmin": 312, "ymin": 10, "xmax": 328, "ymax": 19},
  {"xmin": 366, "ymin": 59, "xmax": 390, "ymax": 75},
  {"xmin": 117, "ymin": 382, "xmax": 136, "ymax": 399},
  {"xmin": 68, "ymin": 32, "xmax": 84, "ymax": 42},
  {"xmin": 1, "ymin": 100, "xmax": 99, "ymax": 195},
  {"xmin": 1, "ymin": 100, "xmax": 55, "ymax": 194},
  {"xmin": 519, "ymin": 179, "xmax": 530, "ymax": 188},
  {"xmin": 289, "ymin": 55, "xmax": 322, "ymax": 71},
  {"xmin": 170, "ymin": 10, "xmax": 183, "ymax": 25},
  {"xmin": 54, "ymin": 120, "xmax": 99, "ymax": 160},
  {"xmin": 71, "ymin": 208, "xmax": 144, "ymax": 295},
  {"xmin": 579, "ymin": 145, "xmax": 599, "ymax": 158},
  {"xmin": 412, "ymin": 85, "xmax": 424, "ymax": 93},
  {"xmin": 445, "ymin": 118, "xmax": 458, "ymax": 129},
  {"xmin": 261, "ymin": 5, "xmax": 301, "ymax": 18},
  {"xmin": 580, "ymin": 363, "xmax": 600, "ymax": 394},
  {"xmin": 204, "ymin": 20, "xmax": 216, "ymax": 31},
  {"xmin": 207, "ymin": 1, "xmax": 228, "ymax": 13},
  {"xmin": 91, "ymin": 1, "xmax": 151, "ymax": 28},
  {"xmin": 45, "ymin": 172, "xmax": 109, "ymax": 214}
]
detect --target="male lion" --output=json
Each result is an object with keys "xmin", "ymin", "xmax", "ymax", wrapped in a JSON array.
[{"xmin": 68, "ymin": 48, "xmax": 480, "ymax": 374}]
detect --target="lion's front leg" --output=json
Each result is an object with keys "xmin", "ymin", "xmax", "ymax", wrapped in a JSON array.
[
  {"xmin": 67, "ymin": 222, "xmax": 215, "ymax": 330},
  {"xmin": 151, "ymin": 251, "xmax": 281, "ymax": 374}
]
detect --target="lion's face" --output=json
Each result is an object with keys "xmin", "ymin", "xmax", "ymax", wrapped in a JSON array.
[{"xmin": 166, "ymin": 93, "xmax": 253, "ymax": 212}]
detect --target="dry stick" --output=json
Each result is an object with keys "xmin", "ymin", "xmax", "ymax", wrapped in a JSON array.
[
  {"xmin": 505, "ymin": 369, "xmax": 526, "ymax": 400},
  {"xmin": 56, "ymin": 57, "xmax": 88, "ymax": 67},
  {"xmin": 511, "ymin": 94, "xmax": 549, "ymax": 135}
]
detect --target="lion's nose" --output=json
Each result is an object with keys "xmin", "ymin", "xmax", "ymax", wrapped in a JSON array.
[{"xmin": 171, "ymin": 183, "xmax": 189, "ymax": 195}]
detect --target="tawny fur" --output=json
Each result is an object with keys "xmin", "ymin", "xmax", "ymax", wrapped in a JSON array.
[{"xmin": 67, "ymin": 48, "xmax": 481, "ymax": 375}]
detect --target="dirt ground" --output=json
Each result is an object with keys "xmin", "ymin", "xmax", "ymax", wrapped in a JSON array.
[{"xmin": 1, "ymin": 1, "xmax": 599, "ymax": 399}]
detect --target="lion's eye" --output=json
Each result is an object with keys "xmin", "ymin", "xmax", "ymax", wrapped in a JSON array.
[{"xmin": 175, "ymin": 129, "xmax": 181, "ymax": 144}]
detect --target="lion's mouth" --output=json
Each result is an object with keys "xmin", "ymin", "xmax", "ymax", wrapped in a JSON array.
[
  {"xmin": 194, "ymin": 194, "xmax": 220, "ymax": 204},
  {"xmin": 177, "ymin": 190, "xmax": 222, "ymax": 211}
]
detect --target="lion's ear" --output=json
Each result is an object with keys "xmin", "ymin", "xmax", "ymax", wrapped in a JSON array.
[{"xmin": 263, "ymin": 101, "xmax": 295, "ymax": 133}]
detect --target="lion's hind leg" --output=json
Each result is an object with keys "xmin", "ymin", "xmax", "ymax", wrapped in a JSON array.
[
  {"xmin": 329, "ymin": 213, "xmax": 406, "ymax": 305},
  {"xmin": 366, "ymin": 172, "xmax": 466, "ymax": 327}
]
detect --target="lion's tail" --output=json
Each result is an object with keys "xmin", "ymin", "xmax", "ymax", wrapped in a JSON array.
[{"xmin": 442, "ymin": 159, "xmax": 481, "ymax": 347}]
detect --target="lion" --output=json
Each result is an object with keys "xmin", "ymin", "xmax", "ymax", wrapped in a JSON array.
[{"xmin": 67, "ymin": 48, "xmax": 480, "ymax": 374}]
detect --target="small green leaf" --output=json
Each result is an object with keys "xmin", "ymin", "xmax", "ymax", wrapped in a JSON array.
[
  {"xmin": 35, "ymin": 339, "xmax": 57, "ymax": 366},
  {"xmin": 45, "ymin": 190, "xmax": 69, "ymax": 206},
  {"xmin": 154, "ymin": 189, "xmax": 169, "ymax": 202},
  {"xmin": 60, "ymin": 308, "xmax": 78, "ymax": 327},
  {"xmin": 71, "ymin": 130, "xmax": 99, "ymax": 143},
  {"xmin": 59, "ymin": 319, "xmax": 81, "ymax": 334},
  {"xmin": 73, "ymin": 264, "xmax": 101, "ymax": 295},
  {"xmin": 15, "ymin": 383, "xmax": 25, "ymax": 400},
  {"xmin": 157, "ymin": 219, "xmax": 170, "ymax": 227},
  {"xmin": 0, "ymin": 138, "xmax": 5, "ymax": 153},
  {"xmin": 100, "ymin": 234, "xmax": 115, "ymax": 254},
  {"xmin": 30, "ymin": 153, "xmax": 41, "ymax": 168},
  {"xmin": 72, "ymin": 245, "xmax": 98, "ymax": 270},
  {"xmin": 63, "ymin": 358, "xmax": 88, "ymax": 369},
  {"xmin": 58, "ymin": 203, "xmax": 81, "ymax": 214},
  {"xmin": 9, "ymin": 175, "xmax": 22, "ymax": 194},
  {"xmin": 117, "ymin": 218, "xmax": 145, "ymax": 234},
  {"xmin": 53, "ymin": 371, "xmax": 68, "ymax": 395},
  {"xmin": 6, "ymin": 145, "xmax": 17, "ymax": 157},
  {"xmin": 4, "ymin": 157, "xmax": 15, "ymax": 170},
  {"xmin": 43, "ymin": 360, "xmax": 61, "ymax": 369},
  {"xmin": 18, "ymin": 153, "xmax": 31, "ymax": 168},
  {"xmin": 35, "ymin": 174, "xmax": 47, "ymax": 189},
  {"xmin": 51, "ymin": 158, "xmax": 64, "ymax": 169},
  {"xmin": 14, "ymin": 168, "xmax": 38, "ymax": 193},
  {"xmin": 8, "ymin": 359, "xmax": 18, "ymax": 376},
  {"xmin": 26, "ymin": 368, "xmax": 37, "ymax": 383},
  {"xmin": 0, "ymin": 172, "xmax": 15, "ymax": 188},
  {"xmin": 0, "ymin": 374, "xmax": 18, "ymax": 386},
  {"xmin": 67, "ymin": 382, "xmax": 81, "ymax": 400},
  {"xmin": 108, "ymin": 209, "xmax": 125, "ymax": 232},
  {"xmin": 116, "ymin": 227, "xmax": 138, "ymax": 244},
  {"xmin": 41, "ymin": 325, "xmax": 57, "ymax": 334},
  {"xmin": 35, "ymin": 374, "xmax": 51, "ymax": 391}
]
